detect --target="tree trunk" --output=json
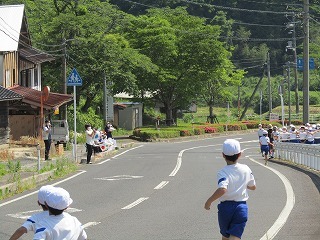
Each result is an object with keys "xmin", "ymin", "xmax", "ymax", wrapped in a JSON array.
[
  {"xmin": 81, "ymin": 95, "xmax": 93, "ymax": 112},
  {"xmin": 164, "ymin": 103, "xmax": 174, "ymax": 126}
]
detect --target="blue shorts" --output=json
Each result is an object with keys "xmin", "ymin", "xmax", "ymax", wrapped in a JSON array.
[
  {"xmin": 260, "ymin": 145, "xmax": 269, "ymax": 155},
  {"xmin": 218, "ymin": 201, "xmax": 248, "ymax": 239}
]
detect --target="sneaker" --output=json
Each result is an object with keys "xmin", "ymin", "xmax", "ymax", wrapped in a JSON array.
[{"xmin": 87, "ymin": 162, "xmax": 92, "ymax": 164}]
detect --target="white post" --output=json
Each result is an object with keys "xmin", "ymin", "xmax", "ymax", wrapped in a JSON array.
[
  {"xmin": 37, "ymin": 143, "xmax": 41, "ymax": 172},
  {"xmin": 74, "ymin": 85, "xmax": 77, "ymax": 162}
]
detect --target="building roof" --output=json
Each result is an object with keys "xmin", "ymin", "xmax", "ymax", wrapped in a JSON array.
[
  {"xmin": 0, "ymin": 86, "xmax": 22, "ymax": 102},
  {"xmin": 8, "ymin": 85, "xmax": 73, "ymax": 110},
  {"xmin": 0, "ymin": 4, "xmax": 54, "ymax": 63},
  {"xmin": 0, "ymin": 4, "xmax": 25, "ymax": 51}
]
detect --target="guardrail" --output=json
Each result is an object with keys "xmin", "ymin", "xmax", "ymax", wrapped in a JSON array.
[{"xmin": 274, "ymin": 142, "xmax": 320, "ymax": 171}]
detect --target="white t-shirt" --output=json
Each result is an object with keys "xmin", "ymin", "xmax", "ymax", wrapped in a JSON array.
[
  {"xmin": 22, "ymin": 211, "xmax": 49, "ymax": 233},
  {"xmin": 257, "ymin": 128, "xmax": 264, "ymax": 137},
  {"xmin": 43, "ymin": 126, "xmax": 51, "ymax": 140},
  {"xmin": 33, "ymin": 212, "xmax": 87, "ymax": 240},
  {"xmin": 85, "ymin": 128, "xmax": 94, "ymax": 145},
  {"xmin": 259, "ymin": 136, "xmax": 270, "ymax": 145},
  {"xmin": 217, "ymin": 163, "xmax": 256, "ymax": 202}
]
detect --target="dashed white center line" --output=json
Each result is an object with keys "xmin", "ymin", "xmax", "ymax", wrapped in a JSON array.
[
  {"xmin": 154, "ymin": 181, "xmax": 169, "ymax": 190},
  {"xmin": 121, "ymin": 197, "xmax": 149, "ymax": 210}
]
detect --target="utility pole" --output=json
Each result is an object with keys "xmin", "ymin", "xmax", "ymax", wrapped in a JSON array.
[
  {"xmin": 303, "ymin": 0, "xmax": 309, "ymax": 123},
  {"xmin": 286, "ymin": 62, "xmax": 292, "ymax": 125},
  {"xmin": 286, "ymin": 14, "xmax": 299, "ymax": 114},
  {"xmin": 267, "ymin": 52, "xmax": 272, "ymax": 116},
  {"xmin": 62, "ymin": 38, "xmax": 67, "ymax": 120},
  {"xmin": 292, "ymin": 16, "xmax": 299, "ymax": 115},
  {"xmin": 103, "ymin": 72, "xmax": 107, "ymax": 127}
]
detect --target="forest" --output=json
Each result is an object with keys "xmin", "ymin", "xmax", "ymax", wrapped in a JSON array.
[{"xmin": 1, "ymin": 0, "xmax": 320, "ymax": 126}]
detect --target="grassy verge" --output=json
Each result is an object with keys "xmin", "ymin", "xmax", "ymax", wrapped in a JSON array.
[{"xmin": 0, "ymin": 157, "xmax": 78, "ymax": 200}]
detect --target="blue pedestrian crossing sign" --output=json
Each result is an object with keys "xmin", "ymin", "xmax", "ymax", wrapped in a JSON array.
[{"xmin": 67, "ymin": 68, "xmax": 83, "ymax": 86}]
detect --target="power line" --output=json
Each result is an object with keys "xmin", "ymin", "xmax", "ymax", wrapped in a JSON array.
[{"xmin": 179, "ymin": 0, "xmax": 295, "ymax": 15}]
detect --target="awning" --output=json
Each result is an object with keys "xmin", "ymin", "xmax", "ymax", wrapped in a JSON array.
[
  {"xmin": 0, "ymin": 86, "xmax": 22, "ymax": 102},
  {"xmin": 8, "ymin": 85, "xmax": 73, "ymax": 110},
  {"xmin": 19, "ymin": 47, "xmax": 55, "ymax": 64}
]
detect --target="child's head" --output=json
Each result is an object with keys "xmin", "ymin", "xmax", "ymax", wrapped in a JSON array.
[
  {"xmin": 45, "ymin": 187, "xmax": 73, "ymax": 215},
  {"xmin": 222, "ymin": 139, "xmax": 242, "ymax": 162},
  {"xmin": 263, "ymin": 130, "xmax": 268, "ymax": 136},
  {"xmin": 38, "ymin": 185, "xmax": 55, "ymax": 210}
]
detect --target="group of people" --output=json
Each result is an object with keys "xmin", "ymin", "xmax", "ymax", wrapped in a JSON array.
[
  {"xmin": 9, "ymin": 185, "xmax": 87, "ymax": 240},
  {"xmin": 258, "ymin": 122, "xmax": 320, "ymax": 165},
  {"xmin": 85, "ymin": 122, "xmax": 117, "ymax": 164}
]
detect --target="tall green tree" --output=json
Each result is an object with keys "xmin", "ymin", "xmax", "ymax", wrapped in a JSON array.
[{"xmin": 127, "ymin": 7, "xmax": 237, "ymax": 124}]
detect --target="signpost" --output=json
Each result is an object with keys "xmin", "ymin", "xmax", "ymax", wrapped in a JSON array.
[
  {"xmin": 297, "ymin": 58, "xmax": 315, "ymax": 71},
  {"xmin": 67, "ymin": 68, "xmax": 83, "ymax": 162}
]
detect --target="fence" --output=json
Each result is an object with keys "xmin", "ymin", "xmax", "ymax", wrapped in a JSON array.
[{"xmin": 274, "ymin": 142, "xmax": 320, "ymax": 171}]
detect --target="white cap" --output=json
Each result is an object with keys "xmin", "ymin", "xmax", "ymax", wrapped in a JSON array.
[
  {"xmin": 46, "ymin": 187, "xmax": 73, "ymax": 210},
  {"xmin": 263, "ymin": 130, "xmax": 268, "ymax": 134},
  {"xmin": 38, "ymin": 185, "xmax": 55, "ymax": 205},
  {"xmin": 222, "ymin": 139, "xmax": 241, "ymax": 156}
]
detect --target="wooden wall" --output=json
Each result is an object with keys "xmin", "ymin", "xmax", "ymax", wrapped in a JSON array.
[{"xmin": 3, "ymin": 52, "xmax": 19, "ymax": 87}]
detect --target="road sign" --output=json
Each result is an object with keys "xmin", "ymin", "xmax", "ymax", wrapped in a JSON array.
[
  {"xmin": 67, "ymin": 68, "xmax": 83, "ymax": 86},
  {"xmin": 297, "ymin": 58, "xmax": 315, "ymax": 71}
]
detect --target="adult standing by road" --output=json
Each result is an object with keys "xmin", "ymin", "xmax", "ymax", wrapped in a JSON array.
[
  {"xmin": 85, "ymin": 124, "xmax": 95, "ymax": 164},
  {"xmin": 43, "ymin": 119, "xmax": 52, "ymax": 160}
]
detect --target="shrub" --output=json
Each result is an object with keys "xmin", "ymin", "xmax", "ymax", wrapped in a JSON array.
[{"xmin": 180, "ymin": 130, "xmax": 192, "ymax": 136}]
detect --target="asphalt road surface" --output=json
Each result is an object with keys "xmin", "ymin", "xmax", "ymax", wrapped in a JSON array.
[{"xmin": 1, "ymin": 132, "xmax": 319, "ymax": 240}]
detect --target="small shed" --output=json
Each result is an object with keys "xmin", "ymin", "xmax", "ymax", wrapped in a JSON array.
[{"xmin": 117, "ymin": 102, "xmax": 143, "ymax": 130}]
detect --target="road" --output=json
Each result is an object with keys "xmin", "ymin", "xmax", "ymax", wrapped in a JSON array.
[{"xmin": 1, "ymin": 132, "xmax": 319, "ymax": 239}]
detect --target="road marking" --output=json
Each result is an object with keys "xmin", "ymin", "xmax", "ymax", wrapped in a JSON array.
[
  {"xmin": 154, "ymin": 181, "xmax": 169, "ymax": 189},
  {"xmin": 0, "ymin": 170, "xmax": 87, "ymax": 208},
  {"xmin": 112, "ymin": 145, "xmax": 144, "ymax": 159},
  {"xmin": 6, "ymin": 207, "xmax": 82, "ymax": 219},
  {"xmin": 82, "ymin": 222, "xmax": 101, "ymax": 228},
  {"xmin": 94, "ymin": 175, "xmax": 143, "ymax": 181},
  {"xmin": 97, "ymin": 158, "xmax": 111, "ymax": 165},
  {"xmin": 169, "ymin": 140, "xmax": 257, "ymax": 177},
  {"xmin": 248, "ymin": 157, "xmax": 295, "ymax": 240},
  {"xmin": 121, "ymin": 197, "xmax": 149, "ymax": 210}
]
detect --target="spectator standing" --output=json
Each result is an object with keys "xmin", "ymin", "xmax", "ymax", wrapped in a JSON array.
[
  {"xmin": 43, "ymin": 120, "xmax": 52, "ymax": 160},
  {"xmin": 9, "ymin": 185, "xmax": 54, "ymax": 240},
  {"xmin": 267, "ymin": 124, "xmax": 274, "ymax": 159},
  {"xmin": 204, "ymin": 139, "xmax": 256, "ymax": 240},
  {"xmin": 33, "ymin": 187, "xmax": 87, "ymax": 240},
  {"xmin": 289, "ymin": 125, "xmax": 299, "ymax": 143},
  {"xmin": 85, "ymin": 124, "xmax": 95, "ymax": 164},
  {"xmin": 314, "ymin": 124, "xmax": 320, "ymax": 144}
]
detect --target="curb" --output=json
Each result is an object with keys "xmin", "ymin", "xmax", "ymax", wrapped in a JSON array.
[{"xmin": 0, "ymin": 141, "xmax": 137, "ymax": 198}]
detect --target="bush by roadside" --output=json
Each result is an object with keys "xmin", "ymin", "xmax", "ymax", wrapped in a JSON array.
[{"xmin": 131, "ymin": 120, "xmax": 283, "ymax": 141}]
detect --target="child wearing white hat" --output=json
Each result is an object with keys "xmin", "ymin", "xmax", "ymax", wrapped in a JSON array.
[
  {"xmin": 33, "ymin": 187, "xmax": 87, "ymax": 240},
  {"xmin": 9, "ymin": 185, "xmax": 54, "ymax": 240},
  {"xmin": 204, "ymin": 139, "xmax": 256, "ymax": 240}
]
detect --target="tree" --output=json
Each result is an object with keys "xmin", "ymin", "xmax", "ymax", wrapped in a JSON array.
[{"xmin": 127, "ymin": 7, "xmax": 235, "ymax": 125}]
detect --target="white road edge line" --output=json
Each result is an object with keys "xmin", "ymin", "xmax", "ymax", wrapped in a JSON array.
[
  {"xmin": 154, "ymin": 181, "xmax": 169, "ymax": 190},
  {"xmin": 121, "ymin": 197, "xmax": 149, "ymax": 210},
  {"xmin": 97, "ymin": 158, "xmax": 111, "ymax": 165},
  {"xmin": 82, "ymin": 222, "xmax": 101, "ymax": 228},
  {"xmin": 248, "ymin": 157, "xmax": 295, "ymax": 240},
  {"xmin": 112, "ymin": 145, "xmax": 144, "ymax": 159},
  {"xmin": 0, "ymin": 170, "xmax": 87, "ymax": 208}
]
